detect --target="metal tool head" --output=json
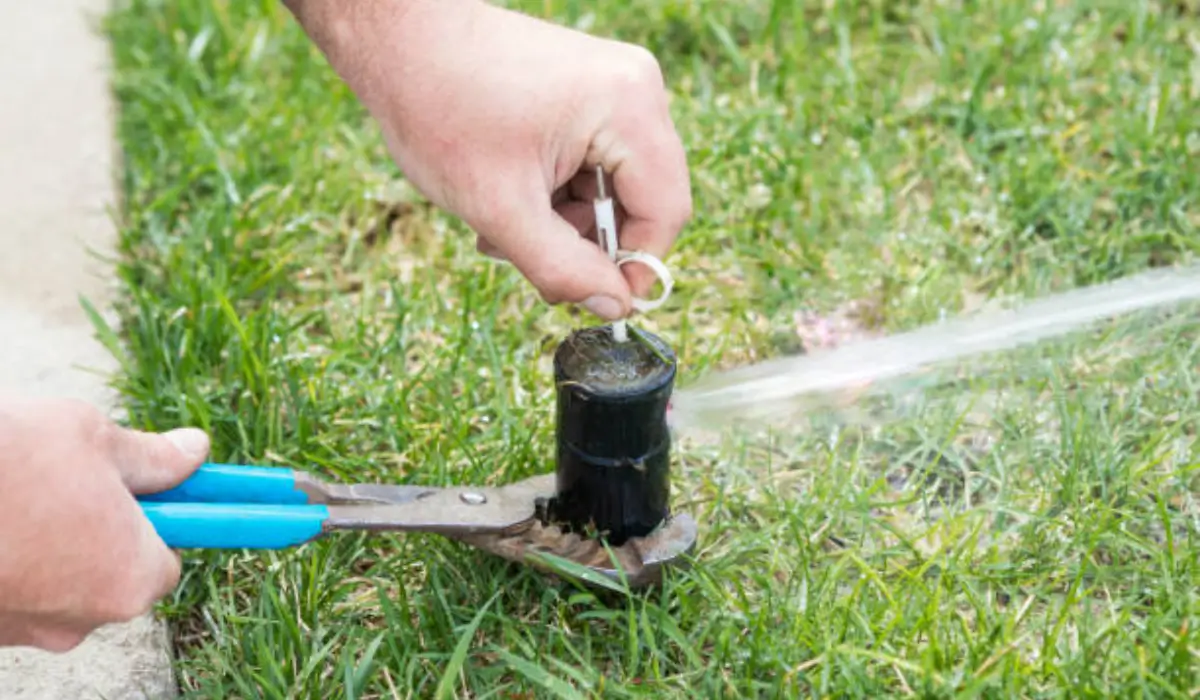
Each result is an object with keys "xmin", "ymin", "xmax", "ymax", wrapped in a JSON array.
[
  {"xmin": 303, "ymin": 470, "xmax": 698, "ymax": 587},
  {"xmin": 321, "ymin": 475, "xmax": 557, "ymax": 536},
  {"xmin": 294, "ymin": 473, "xmax": 441, "ymax": 506},
  {"xmin": 453, "ymin": 507, "xmax": 698, "ymax": 590}
]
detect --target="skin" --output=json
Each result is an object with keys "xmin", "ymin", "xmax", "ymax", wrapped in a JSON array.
[
  {"xmin": 283, "ymin": 0, "xmax": 693, "ymax": 319},
  {"xmin": 0, "ymin": 0, "xmax": 691, "ymax": 652},
  {"xmin": 0, "ymin": 397, "xmax": 209, "ymax": 651}
]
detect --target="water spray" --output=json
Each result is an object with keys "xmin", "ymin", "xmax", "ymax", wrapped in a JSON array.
[{"xmin": 669, "ymin": 263, "xmax": 1200, "ymax": 434}]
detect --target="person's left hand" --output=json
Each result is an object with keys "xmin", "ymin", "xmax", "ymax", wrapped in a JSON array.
[{"xmin": 0, "ymin": 396, "xmax": 209, "ymax": 652}]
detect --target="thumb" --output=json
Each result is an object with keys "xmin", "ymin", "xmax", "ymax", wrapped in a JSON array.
[
  {"xmin": 493, "ymin": 206, "xmax": 633, "ymax": 320},
  {"xmin": 107, "ymin": 426, "xmax": 210, "ymax": 494}
]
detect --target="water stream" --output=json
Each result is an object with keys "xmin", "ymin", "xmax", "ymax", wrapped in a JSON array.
[{"xmin": 668, "ymin": 264, "xmax": 1200, "ymax": 435}]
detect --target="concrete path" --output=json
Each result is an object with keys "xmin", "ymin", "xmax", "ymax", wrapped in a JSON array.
[{"xmin": 0, "ymin": 1, "xmax": 177, "ymax": 698}]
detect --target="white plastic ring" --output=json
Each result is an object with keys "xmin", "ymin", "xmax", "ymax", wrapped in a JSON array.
[{"xmin": 616, "ymin": 250, "xmax": 674, "ymax": 312}]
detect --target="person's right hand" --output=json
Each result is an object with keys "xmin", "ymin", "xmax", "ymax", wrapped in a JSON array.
[
  {"xmin": 284, "ymin": 0, "xmax": 693, "ymax": 321},
  {"xmin": 0, "ymin": 397, "xmax": 209, "ymax": 652}
]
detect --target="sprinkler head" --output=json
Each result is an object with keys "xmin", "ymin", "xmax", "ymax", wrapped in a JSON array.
[
  {"xmin": 447, "ymin": 324, "xmax": 695, "ymax": 590},
  {"xmin": 544, "ymin": 325, "xmax": 678, "ymax": 546}
]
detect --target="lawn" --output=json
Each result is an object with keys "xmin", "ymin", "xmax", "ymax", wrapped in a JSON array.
[{"xmin": 101, "ymin": 0, "xmax": 1200, "ymax": 697}]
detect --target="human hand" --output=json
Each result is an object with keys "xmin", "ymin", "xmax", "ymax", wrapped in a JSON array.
[
  {"xmin": 285, "ymin": 0, "xmax": 693, "ymax": 321},
  {"xmin": 0, "ymin": 397, "xmax": 209, "ymax": 652}
]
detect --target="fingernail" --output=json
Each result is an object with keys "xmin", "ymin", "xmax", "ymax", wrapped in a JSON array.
[
  {"xmin": 164, "ymin": 428, "xmax": 210, "ymax": 460},
  {"xmin": 583, "ymin": 295, "xmax": 623, "ymax": 321}
]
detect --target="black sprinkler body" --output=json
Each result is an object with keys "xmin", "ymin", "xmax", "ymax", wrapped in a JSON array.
[{"xmin": 547, "ymin": 325, "xmax": 677, "ymax": 546}]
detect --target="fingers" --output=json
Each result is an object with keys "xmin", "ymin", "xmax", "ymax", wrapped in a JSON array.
[
  {"xmin": 105, "ymin": 425, "xmax": 210, "ymax": 494},
  {"xmin": 554, "ymin": 199, "xmax": 598, "ymax": 241},
  {"xmin": 133, "ymin": 511, "xmax": 183, "ymax": 606},
  {"xmin": 0, "ymin": 617, "xmax": 90, "ymax": 654},
  {"xmin": 566, "ymin": 168, "xmax": 603, "ymax": 202},
  {"xmin": 485, "ymin": 202, "xmax": 633, "ymax": 319},
  {"xmin": 480, "ymin": 177, "xmax": 671, "ymax": 313},
  {"xmin": 29, "ymin": 627, "xmax": 89, "ymax": 654},
  {"xmin": 609, "ymin": 140, "xmax": 692, "ymax": 296},
  {"xmin": 81, "ymin": 505, "xmax": 182, "ymax": 634},
  {"xmin": 96, "ymin": 493, "xmax": 183, "ymax": 625},
  {"xmin": 598, "ymin": 68, "xmax": 693, "ymax": 297},
  {"xmin": 19, "ymin": 494, "xmax": 185, "ymax": 650}
]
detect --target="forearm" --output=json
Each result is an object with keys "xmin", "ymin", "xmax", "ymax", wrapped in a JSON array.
[{"xmin": 281, "ymin": 0, "xmax": 477, "ymax": 117}]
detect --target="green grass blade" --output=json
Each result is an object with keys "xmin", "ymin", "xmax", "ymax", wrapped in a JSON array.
[
  {"xmin": 493, "ymin": 648, "xmax": 590, "ymax": 700},
  {"xmin": 433, "ymin": 591, "xmax": 501, "ymax": 700}
]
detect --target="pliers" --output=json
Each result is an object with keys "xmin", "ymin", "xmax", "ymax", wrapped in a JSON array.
[{"xmin": 136, "ymin": 463, "xmax": 697, "ymax": 588}]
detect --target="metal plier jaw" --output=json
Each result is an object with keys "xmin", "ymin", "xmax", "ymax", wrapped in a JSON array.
[{"xmin": 138, "ymin": 464, "xmax": 697, "ymax": 589}]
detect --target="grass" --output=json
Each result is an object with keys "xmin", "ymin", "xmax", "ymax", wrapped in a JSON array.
[{"xmin": 99, "ymin": 0, "xmax": 1200, "ymax": 697}]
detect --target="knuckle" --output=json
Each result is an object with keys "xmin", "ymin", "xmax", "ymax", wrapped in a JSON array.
[
  {"xmin": 59, "ymin": 398, "xmax": 111, "ymax": 444},
  {"xmin": 29, "ymin": 626, "xmax": 89, "ymax": 654},
  {"xmin": 605, "ymin": 44, "xmax": 665, "ymax": 96},
  {"xmin": 672, "ymin": 192, "xmax": 694, "ymax": 229},
  {"xmin": 93, "ymin": 420, "xmax": 121, "ymax": 455},
  {"xmin": 97, "ymin": 581, "xmax": 154, "ymax": 623},
  {"xmin": 624, "ymin": 45, "xmax": 665, "ymax": 89},
  {"xmin": 649, "ymin": 189, "xmax": 692, "ymax": 244}
]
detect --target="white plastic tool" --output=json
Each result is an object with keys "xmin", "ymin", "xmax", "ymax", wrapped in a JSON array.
[
  {"xmin": 593, "ymin": 165, "xmax": 627, "ymax": 341},
  {"xmin": 593, "ymin": 166, "xmax": 675, "ymax": 342}
]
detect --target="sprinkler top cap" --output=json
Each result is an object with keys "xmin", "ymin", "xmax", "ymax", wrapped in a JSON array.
[{"xmin": 554, "ymin": 326, "xmax": 676, "ymax": 398}]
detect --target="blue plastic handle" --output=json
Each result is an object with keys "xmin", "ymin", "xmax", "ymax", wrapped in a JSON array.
[
  {"xmin": 137, "ymin": 463, "xmax": 326, "ymax": 549},
  {"xmin": 137, "ymin": 463, "xmax": 309, "ymax": 505},
  {"xmin": 140, "ymin": 502, "xmax": 329, "ymax": 549}
]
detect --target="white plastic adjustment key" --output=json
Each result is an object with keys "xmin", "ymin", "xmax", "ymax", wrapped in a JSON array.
[
  {"xmin": 592, "ymin": 166, "xmax": 675, "ymax": 334},
  {"xmin": 616, "ymin": 250, "xmax": 674, "ymax": 313}
]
